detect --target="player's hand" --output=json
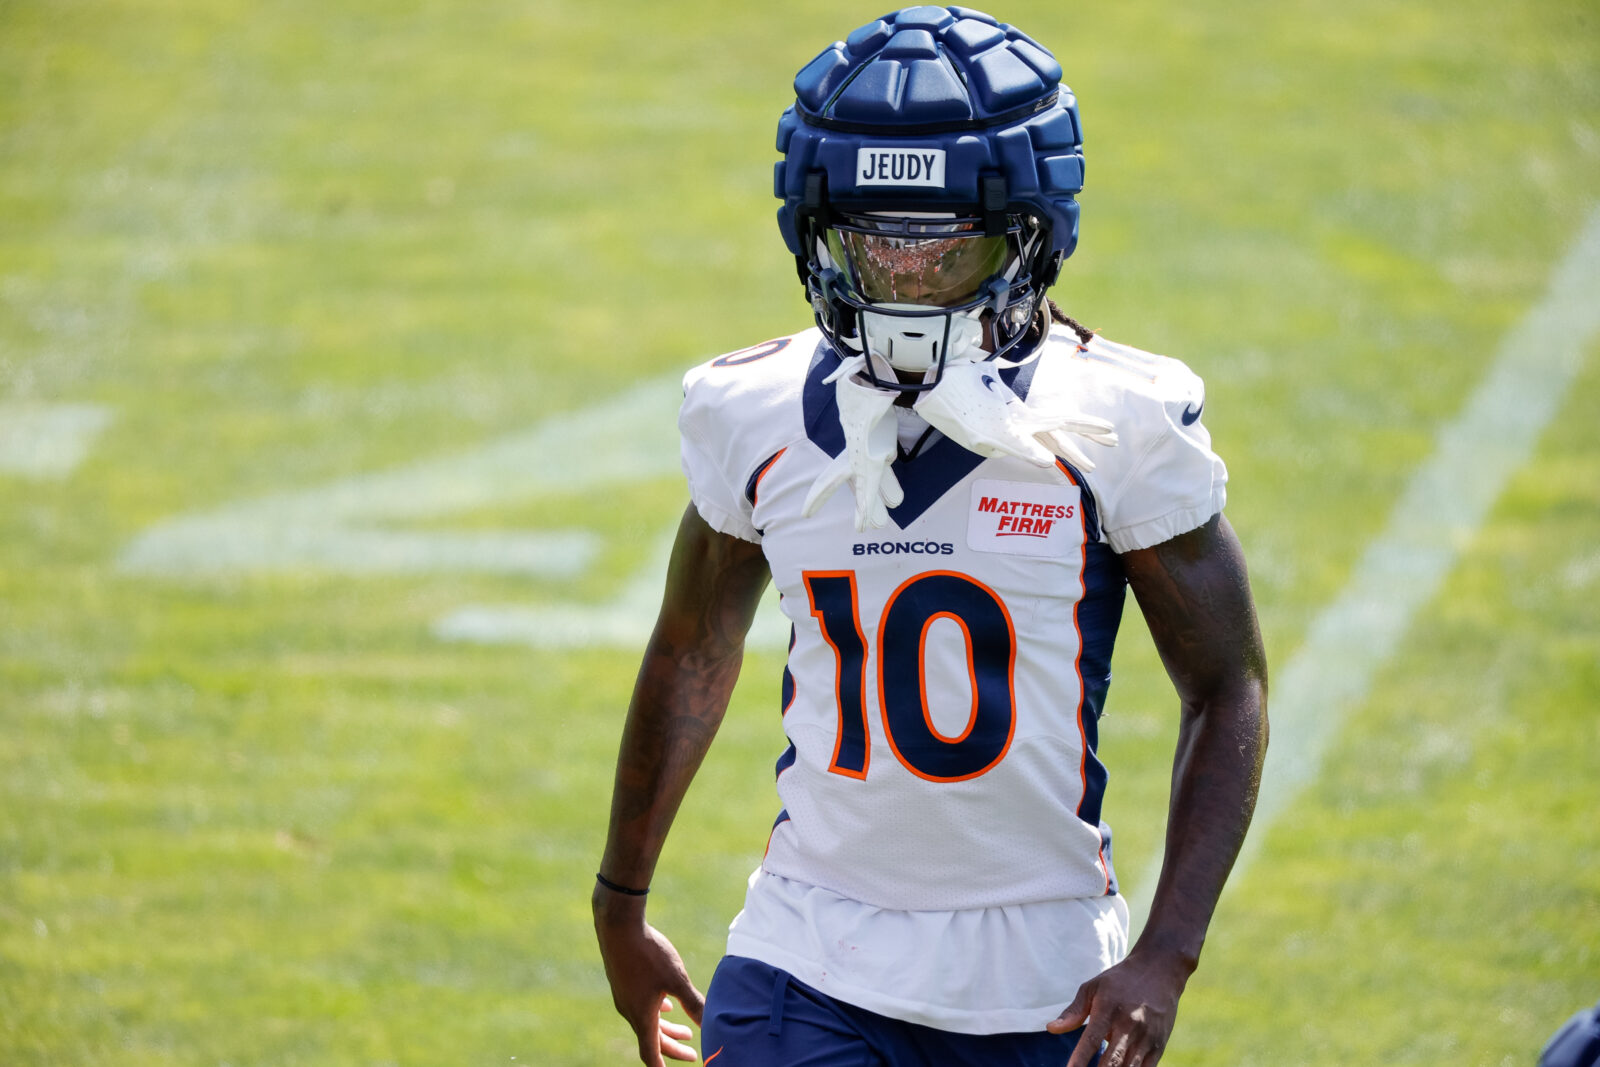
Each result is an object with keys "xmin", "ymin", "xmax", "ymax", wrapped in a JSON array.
[
  {"xmin": 1048, "ymin": 947, "xmax": 1191, "ymax": 1067},
  {"xmin": 593, "ymin": 891, "xmax": 705, "ymax": 1066}
]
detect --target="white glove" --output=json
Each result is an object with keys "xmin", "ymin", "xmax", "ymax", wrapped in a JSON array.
[
  {"xmin": 802, "ymin": 356, "xmax": 904, "ymax": 530},
  {"xmin": 914, "ymin": 361, "xmax": 1118, "ymax": 471}
]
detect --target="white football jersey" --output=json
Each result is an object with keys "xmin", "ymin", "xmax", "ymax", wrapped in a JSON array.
[{"xmin": 678, "ymin": 323, "xmax": 1227, "ymax": 1033}]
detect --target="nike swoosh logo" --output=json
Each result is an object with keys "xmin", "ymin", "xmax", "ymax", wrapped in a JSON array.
[
  {"xmin": 981, "ymin": 375, "xmax": 998, "ymax": 392},
  {"xmin": 1181, "ymin": 401, "xmax": 1203, "ymax": 426}
]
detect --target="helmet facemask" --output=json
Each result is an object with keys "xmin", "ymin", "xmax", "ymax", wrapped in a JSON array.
[{"xmin": 806, "ymin": 210, "xmax": 1048, "ymax": 393}]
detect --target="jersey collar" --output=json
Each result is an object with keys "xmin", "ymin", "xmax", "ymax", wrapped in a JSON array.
[{"xmin": 801, "ymin": 339, "xmax": 1043, "ymax": 529}]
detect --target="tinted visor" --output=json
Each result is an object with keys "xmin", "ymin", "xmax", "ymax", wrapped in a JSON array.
[{"xmin": 826, "ymin": 217, "xmax": 1011, "ymax": 308}]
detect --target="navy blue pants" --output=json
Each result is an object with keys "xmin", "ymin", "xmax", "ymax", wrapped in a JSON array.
[{"xmin": 700, "ymin": 955, "xmax": 1097, "ymax": 1067}]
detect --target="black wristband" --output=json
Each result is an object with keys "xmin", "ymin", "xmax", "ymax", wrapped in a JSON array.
[{"xmin": 595, "ymin": 872, "xmax": 649, "ymax": 897}]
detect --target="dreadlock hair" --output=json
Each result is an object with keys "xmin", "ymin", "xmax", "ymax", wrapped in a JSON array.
[{"xmin": 1047, "ymin": 299, "xmax": 1095, "ymax": 344}]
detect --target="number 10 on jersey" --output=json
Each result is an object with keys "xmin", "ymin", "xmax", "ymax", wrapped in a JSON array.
[{"xmin": 802, "ymin": 570, "xmax": 1018, "ymax": 784}]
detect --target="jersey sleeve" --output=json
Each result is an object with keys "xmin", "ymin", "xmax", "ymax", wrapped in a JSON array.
[
  {"xmin": 677, "ymin": 334, "xmax": 813, "ymax": 544},
  {"xmin": 1098, "ymin": 362, "xmax": 1228, "ymax": 554},
  {"xmin": 679, "ymin": 368, "xmax": 763, "ymax": 543}
]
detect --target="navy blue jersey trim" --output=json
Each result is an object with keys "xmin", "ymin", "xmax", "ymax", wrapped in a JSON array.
[
  {"xmin": 801, "ymin": 341, "xmax": 847, "ymax": 456},
  {"xmin": 780, "ymin": 624, "xmax": 796, "ymax": 715},
  {"xmin": 1098, "ymin": 822, "xmax": 1119, "ymax": 896},
  {"xmin": 745, "ymin": 449, "xmax": 787, "ymax": 507},
  {"xmin": 800, "ymin": 339, "xmax": 1043, "ymax": 528},
  {"xmin": 1054, "ymin": 459, "xmax": 1103, "ymax": 543},
  {"xmin": 1076, "ymin": 541, "xmax": 1127, "ymax": 732},
  {"xmin": 1075, "ymin": 539, "xmax": 1126, "ymax": 893}
]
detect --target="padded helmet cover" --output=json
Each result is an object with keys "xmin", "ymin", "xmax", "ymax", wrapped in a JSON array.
[{"xmin": 775, "ymin": 5, "xmax": 1085, "ymax": 260}]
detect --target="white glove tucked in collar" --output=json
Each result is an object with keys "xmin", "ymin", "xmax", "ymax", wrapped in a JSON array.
[
  {"xmin": 914, "ymin": 360, "xmax": 1118, "ymax": 472},
  {"xmin": 803, "ymin": 354, "xmax": 1118, "ymax": 531},
  {"xmin": 802, "ymin": 356, "xmax": 904, "ymax": 530}
]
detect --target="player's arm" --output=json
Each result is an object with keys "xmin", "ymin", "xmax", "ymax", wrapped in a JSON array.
[
  {"xmin": 1053, "ymin": 512, "xmax": 1268, "ymax": 1067},
  {"xmin": 593, "ymin": 503, "xmax": 770, "ymax": 1067}
]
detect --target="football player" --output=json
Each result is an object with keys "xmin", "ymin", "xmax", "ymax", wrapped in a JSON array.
[{"xmin": 593, "ymin": 7, "xmax": 1268, "ymax": 1066}]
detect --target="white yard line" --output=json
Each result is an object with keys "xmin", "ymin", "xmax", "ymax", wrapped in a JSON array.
[
  {"xmin": 0, "ymin": 404, "xmax": 114, "ymax": 479},
  {"xmin": 1127, "ymin": 205, "xmax": 1600, "ymax": 927},
  {"xmin": 434, "ymin": 525, "xmax": 793, "ymax": 651},
  {"xmin": 118, "ymin": 377, "xmax": 682, "ymax": 579}
]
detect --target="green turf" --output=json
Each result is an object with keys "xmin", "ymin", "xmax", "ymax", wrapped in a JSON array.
[{"xmin": 2, "ymin": 0, "xmax": 1597, "ymax": 1063}]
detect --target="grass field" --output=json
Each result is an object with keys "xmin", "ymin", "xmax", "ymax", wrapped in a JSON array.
[{"xmin": 2, "ymin": 0, "xmax": 1597, "ymax": 1063}]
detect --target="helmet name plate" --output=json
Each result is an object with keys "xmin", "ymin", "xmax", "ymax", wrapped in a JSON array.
[{"xmin": 857, "ymin": 147, "xmax": 946, "ymax": 188}]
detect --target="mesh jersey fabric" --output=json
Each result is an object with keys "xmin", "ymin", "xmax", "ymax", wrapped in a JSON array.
[{"xmin": 677, "ymin": 323, "xmax": 1226, "ymax": 1032}]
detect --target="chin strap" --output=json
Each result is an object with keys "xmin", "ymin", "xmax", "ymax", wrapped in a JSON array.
[{"xmin": 804, "ymin": 355, "xmax": 1119, "ymax": 530}]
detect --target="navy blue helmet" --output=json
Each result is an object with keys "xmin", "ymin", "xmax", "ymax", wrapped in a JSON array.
[{"xmin": 775, "ymin": 6, "xmax": 1085, "ymax": 390}]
